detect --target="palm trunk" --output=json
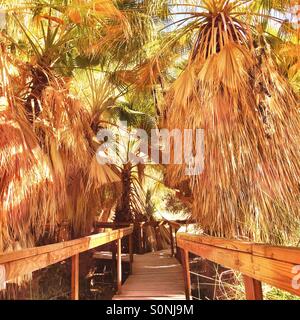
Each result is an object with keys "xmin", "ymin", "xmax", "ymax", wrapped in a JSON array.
[
  {"xmin": 25, "ymin": 66, "xmax": 49, "ymax": 121},
  {"xmin": 114, "ymin": 163, "xmax": 132, "ymax": 223}
]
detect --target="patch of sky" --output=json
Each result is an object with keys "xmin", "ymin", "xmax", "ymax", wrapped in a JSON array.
[
  {"xmin": 162, "ymin": 2, "xmax": 201, "ymax": 33},
  {"xmin": 0, "ymin": 9, "xmax": 5, "ymax": 29}
]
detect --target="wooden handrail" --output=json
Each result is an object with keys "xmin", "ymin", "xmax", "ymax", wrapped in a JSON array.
[
  {"xmin": 167, "ymin": 220, "xmax": 185, "ymax": 230},
  {"xmin": 0, "ymin": 226, "xmax": 133, "ymax": 299},
  {"xmin": 94, "ymin": 219, "xmax": 194, "ymax": 257},
  {"xmin": 95, "ymin": 222, "xmax": 132, "ymax": 228},
  {"xmin": 95, "ymin": 220, "xmax": 170, "ymax": 229},
  {"xmin": 94, "ymin": 220, "xmax": 190, "ymax": 255},
  {"xmin": 176, "ymin": 232, "xmax": 300, "ymax": 300}
]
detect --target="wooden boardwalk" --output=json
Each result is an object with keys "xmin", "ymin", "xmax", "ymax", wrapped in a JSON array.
[{"xmin": 113, "ymin": 250, "xmax": 186, "ymax": 300}]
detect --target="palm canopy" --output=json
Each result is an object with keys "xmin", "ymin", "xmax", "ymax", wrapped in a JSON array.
[{"xmin": 0, "ymin": 0, "xmax": 162, "ymax": 249}]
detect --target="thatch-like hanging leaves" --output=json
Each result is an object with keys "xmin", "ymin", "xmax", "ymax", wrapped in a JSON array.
[{"xmin": 162, "ymin": 0, "xmax": 300, "ymax": 244}]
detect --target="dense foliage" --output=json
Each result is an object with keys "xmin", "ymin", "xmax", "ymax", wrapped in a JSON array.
[{"xmin": 0, "ymin": 0, "xmax": 299, "ymax": 253}]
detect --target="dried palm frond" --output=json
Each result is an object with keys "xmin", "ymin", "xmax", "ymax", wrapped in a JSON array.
[
  {"xmin": 162, "ymin": 0, "xmax": 300, "ymax": 244},
  {"xmin": 36, "ymin": 82, "xmax": 121, "ymax": 236},
  {"xmin": 0, "ymin": 41, "xmax": 122, "ymax": 248},
  {"xmin": 114, "ymin": 52, "xmax": 171, "ymax": 91},
  {"xmin": 0, "ymin": 51, "xmax": 62, "ymax": 252}
]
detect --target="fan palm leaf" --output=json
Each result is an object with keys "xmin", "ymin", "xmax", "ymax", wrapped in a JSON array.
[{"xmin": 162, "ymin": 0, "xmax": 300, "ymax": 244}]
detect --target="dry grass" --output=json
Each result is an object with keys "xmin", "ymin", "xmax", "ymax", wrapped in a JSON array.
[{"xmin": 190, "ymin": 259, "xmax": 300, "ymax": 300}]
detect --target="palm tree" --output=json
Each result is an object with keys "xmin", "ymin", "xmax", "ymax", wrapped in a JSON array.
[
  {"xmin": 148, "ymin": 0, "xmax": 300, "ymax": 243},
  {"xmin": 158, "ymin": 0, "xmax": 300, "ymax": 242},
  {"xmin": 0, "ymin": 0, "xmax": 166, "ymax": 248},
  {"xmin": 0, "ymin": 0, "xmax": 153, "ymax": 248},
  {"xmin": 98, "ymin": 94, "xmax": 158, "ymax": 223}
]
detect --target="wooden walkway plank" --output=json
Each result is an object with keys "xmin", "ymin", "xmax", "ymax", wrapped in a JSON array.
[{"xmin": 112, "ymin": 250, "xmax": 186, "ymax": 300}]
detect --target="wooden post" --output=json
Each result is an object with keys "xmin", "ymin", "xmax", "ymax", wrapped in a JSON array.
[
  {"xmin": 138, "ymin": 223, "xmax": 144, "ymax": 254},
  {"xmin": 154, "ymin": 225, "xmax": 159, "ymax": 251},
  {"xmin": 116, "ymin": 238, "xmax": 122, "ymax": 294},
  {"xmin": 155, "ymin": 225, "xmax": 163, "ymax": 251},
  {"xmin": 175, "ymin": 227, "xmax": 180, "ymax": 260},
  {"xmin": 129, "ymin": 234, "xmax": 134, "ymax": 275},
  {"xmin": 137, "ymin": 223, "xmax": 141, "ymax": 254},
  {"xmin": 111, "ymin": 241, "xmax": 116, "ymax": 284},
  {"xmin": 181, "ymin": 248, "xmax": 191, "ymax": 300},
  {"xmin": 169, "ymin": 223, "xmax": 174, "ymax": 257},
  {"xmin": 143, "ymin": 224, "xmax": 147, "ymax": 252},
  {"xmin": 243, "ymin": 275, "xmax": 263, "ymax": 300},
  {"xmin": 71, "ymin": 254, "xmax": 79, "ymax": 300},
  {"xmin": 143, "ymin": 223, "xmax": 147, "ymax": 253}
]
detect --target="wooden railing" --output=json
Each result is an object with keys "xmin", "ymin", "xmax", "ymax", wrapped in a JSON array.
[
  {"xmin": 0, "ymin": 226, "xmax": 134, "ymax": 299},
  {"xmin": 176, "ymin": 232, "xmax": 300, "ymax": 300},
  {"xmin": 95, "ymin": 221, "xmax": 163, "ymax": 254},
  {"xmin": 95, "ymin": 219, "xmax": 191, "ymax": 256},
  {"xmin": 2, "ymin": 219, "xmax": 298, "ymax": 301}
]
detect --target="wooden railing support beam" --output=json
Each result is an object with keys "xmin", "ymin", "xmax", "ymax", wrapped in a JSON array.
[
  {"xmin": 71, "ymin": 254, "xmax": 79, "ymax": 300},
  {"xmin": 138, "ymin": 223, "xmax": 145, "ymax": 254},
  {"xmin": 129, "ymin": 233, "xmax": 134, "ymax": 275},
  {"xmin": 169, "ymin": 224, "xmax": 174, "ymax": 257},
  {"xmin": 243, "ymin": 275, "xmax": 263, "ymax": 300},
  {"xmin": 175, "ymin": 227, "xmax": 180, "ymax": 260},
  {"xmin": 180, "ymin": 248, "xmax": 191, "ymax": 300},
  {"xmin": 111, "ymin": 241, "xmax": 117, "ymax": 285},
  {"xmin": 116, "ymin": 238, "xmax": 122, "ymax": 294}
]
